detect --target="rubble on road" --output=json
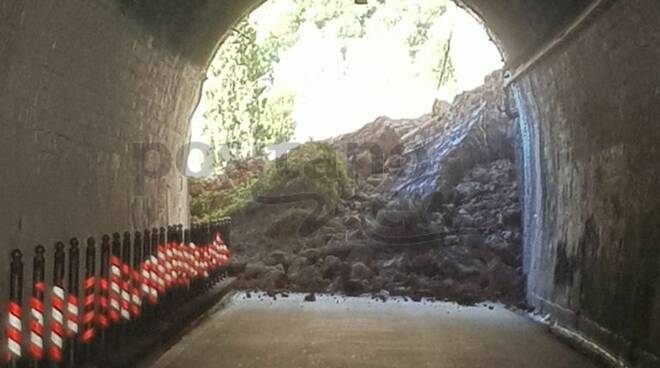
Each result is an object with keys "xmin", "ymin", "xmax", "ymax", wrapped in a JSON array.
[{"xmin": 195, "ymin": 71, "xmax": 525, "ymax": 307}]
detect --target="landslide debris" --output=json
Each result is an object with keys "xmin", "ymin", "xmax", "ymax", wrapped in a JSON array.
[{"xmin": 192, "ymin": 71, "xmax": 525, "ymax": 307}]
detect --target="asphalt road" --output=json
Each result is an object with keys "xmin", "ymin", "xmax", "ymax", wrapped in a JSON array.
[{"xmin": 150, "ymin": 293, "xmax": 599, "ymax": 368}]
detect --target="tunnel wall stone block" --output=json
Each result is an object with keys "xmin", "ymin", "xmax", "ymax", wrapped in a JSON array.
[
  {"xmin": 0, "ymin": 0, "xmax": 203, "ymax": 309},
  {"xmin": 517, "ymin": 0, "xmax": 660, "ymax": 363}
]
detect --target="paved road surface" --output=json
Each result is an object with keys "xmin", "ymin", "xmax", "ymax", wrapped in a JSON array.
[{"xmin": 151, "ymin": 293, "xmax": 599, "ymax": 368}]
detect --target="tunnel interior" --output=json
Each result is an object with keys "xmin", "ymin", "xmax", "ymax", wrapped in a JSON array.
[{"xmin": 0, "ymin": 0, "xmax": 659, "ymax": 366}]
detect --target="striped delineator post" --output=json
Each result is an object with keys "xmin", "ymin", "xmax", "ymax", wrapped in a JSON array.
[
  {"xmin": 6, "ymin": 249, "xmax": 24, "ymax": 367},
  {"xmin": 156, "ymin": 240, "xmax": 168, "ymax": 295},
  {"xmin": 130, "ymin": 232, "xmax": 143, "ymax": 319},
  {"xmin": 182, "ymin": 229, "xmax": 194, "ymax": 287},
  {"xmin": 149, "ymin": 229, "xmax": 164, "ymax": 301},
  {"xmin": 162, "ymin": 227, "xmax": 175, "ymax": 292},
  {"xmin": 157, "ymin": 227, "xmax": 168, "ymax": 295},
  {"xmin": 80, "ymin": 238, "xmax": 96, "ymax": 347},
  {"xmin": 0, "ymin": 219, "xmax": 231, "ymax": 368},
  {"xmin": 173, "ymin": 226, "xmax": 183, "ymax": 288},
  {"xmin": 49, "ymin": 242, "xmax": 66, "ymax": 364},
  {"xmin": 176, "ymin": 225, "xmax": 186, "ymax": 288},
  {"xmin": 66, "ymin": 239, "xmax": 81, "ymax": 367},
  {"xmin": 119, "ymin": 233, "xmax": 132, "ymax": 322},
  {"xmin": 66, "ymin": 239, "xmax": 80, "ymax": 338},
  {"xmin": 141, "ymin": 230, "xmax": 157, "ymax": 306},
  {"xmin": 29, "ymin": 246, "xmax": 46, "ymax": 363},
  {"xmin": 96, "ymin": 235, "xmax": 110, "ymax": 334},
  {"xmin": 141, "ymin": 233, "xmax": 154, "ymax": 306},
  {"xmin": 108, "ymin": 234, "xmax": 122, "ymax": 324}
]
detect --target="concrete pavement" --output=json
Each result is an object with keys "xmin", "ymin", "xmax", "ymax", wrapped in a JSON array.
[{"xmin": 150, "ymin": 293, "xmax": 599, "ymax": 368}]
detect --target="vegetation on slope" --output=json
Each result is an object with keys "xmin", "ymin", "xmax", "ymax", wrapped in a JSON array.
[{"xmin": 191, "ymin": 142, "xmax": 351, "ymax": 221}]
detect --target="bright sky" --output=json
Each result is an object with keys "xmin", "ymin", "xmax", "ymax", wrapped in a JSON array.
[
  {"xmin": 268, "ymin": 3, "xmax": 502, "ymax": 141},
  {"xmin": 187, "ymin": 1, "xmax": 502, "ymax": 174}
]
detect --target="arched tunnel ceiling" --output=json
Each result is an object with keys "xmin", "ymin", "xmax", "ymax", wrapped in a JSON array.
[{"xmin": 117, "ymin": 0, "xmax": 597, "ymax": 68}]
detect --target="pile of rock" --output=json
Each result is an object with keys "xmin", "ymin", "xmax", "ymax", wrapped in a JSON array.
[
  {"xmin": 227, "ymin": 70, "xmax": 525, "ymax": 306},
  {"xmin": 232, "ymin": 156, "xmax": 523, "ymax": 305}
]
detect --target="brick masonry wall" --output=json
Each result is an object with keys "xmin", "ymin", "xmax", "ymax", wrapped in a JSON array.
[{"xmin": 0, "ymin": 0, "xmax": 205, "ymax": 328}]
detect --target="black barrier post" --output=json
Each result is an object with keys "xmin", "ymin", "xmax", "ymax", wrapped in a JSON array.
[
  {"xmin": 7, "ymin": 250, "xmax": 24, "ymax": 368},
  {"xmin": 142, "ymin": 230, "xmax": 151, "ymax": 265},
  {"xmin": 170, "ymin": 225, "xmax": 178, "ymax": 302},
  {"xmin": 204, "ymin": 221, "xmax": 213, "ymax": 289},
  {"xmin": 81, "ymin": 238, "xmax": 95, "ymax": 357},
  {"xmin": 176, "ymin": 225, "xmax": 184, "ymax": 298},
  {"xmin": 212, "ymin": 221, "xmax": 221, "ymax": 283},
  {"xmin": 165, "ymin": 225, "xmax": 173, "ymax": 300},
  {"xmin": 150, "ymin": 228, "xmax": 159, "ymax": 311},
  {"xmin": 197, "ymin": 226, "xmax": 204, "ymax": 291},
  {"xmin": 189, "ymin": 224, "xmax": 198, "ymax": 293},
  {"xmin": 141, "ymin": 229, "xmax": 154, "ymax": 311},
  {"xmin": 50, "ymin": 242, "xmax": 66, "ymax": 368},
  {"xmin": 30, "ymin": 246, "xmax": 46, "ymax": 367},
  {"xmin": 183, "ymin": 228, "xmax": 191, "ymax": 294},
  {"xmin": 97, "ymin": 235, "xmax": 110, "ymax": 350},
  {"xmin": 207, "ymin": 221, "xmax": 213, "ymax": 247},
  {"xmin": 190, "ymin": 224, "xmax": 197, "ymax": 246},
  {"xmin": 120, "ymin": 232, "xmax": 131, "ymax": 338},
  {"xmin": 172, "ymin": 225, "xmax": 181, "ymax": 303},
  {"xmin": 151, "ymin": 229, "xmax": 159, "ymax": 258},
  {"xmin": 225, "ymin": 218, "xmax": 232, "ymax": 248},
  {"xmin": 131, "ymin": 232, "xmax": 142, "ymax": 324},
  {"xmin": 66, "ymin": 239, "xmax": 80, "ymax": 368},
  {"xmin": 158, "ymin": 227, "xmax": 166, "ymax": 298},
  {"xmin": 156, "ymin": 227, "xmax": 167, "ymax": 314},
  {"xmin": 108, "ymin": 233, "xmax": 121, "ymax": 346}
]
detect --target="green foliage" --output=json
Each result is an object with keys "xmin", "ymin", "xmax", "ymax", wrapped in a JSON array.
[
  {"xmin": 199, "ymin": 0, "xmax": 456, "ymax": 174},
  {"xmin": 261, "ymin": 92, "xmax": 297, "ymax": 147},
  {"xmin": 252, "ymin": 142, "xmax": 351, "ymax": 203},
  {"xmin": 190, "ymin": 179, "xmax": 256, "ymax": 221},
  {"xmin": 202, "ymin": 19, "xmax": 296, "ymax": 170},
  {"xmin": 190, "ymin": 142, "xmax": 350, "ymax": 220}
]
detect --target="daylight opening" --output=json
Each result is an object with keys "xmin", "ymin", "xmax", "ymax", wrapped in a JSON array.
[{"xmin": 188, "ymin": 0, "xmax": 523, "ymax": 307}]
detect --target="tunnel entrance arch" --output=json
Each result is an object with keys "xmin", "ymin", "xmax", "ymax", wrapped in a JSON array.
[
  {"xmin": 188, "ymin": 0, "xmax": 529, "ymax": 306},
  {"xmin": 116, "ymin": 0, "xmax": 660, "ymax": 364},
  {"xmin": 0, "ymin": 0, "xmax": 658, "ymax": 366}
]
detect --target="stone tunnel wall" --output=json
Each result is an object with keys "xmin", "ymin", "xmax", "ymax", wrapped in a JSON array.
[
  {"xmin": 0, "ymin": 0, "xmax": 203, "ymax": 313},
  {"xmin": 516, "ymin": 0, "xmax": 660, "ymax": 364},
  {"xmin": 0, "ymin": 0, "xmax": 659, "ymax": 365}
]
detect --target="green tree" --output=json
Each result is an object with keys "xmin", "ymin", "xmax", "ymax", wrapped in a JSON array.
[
  {"xmin": 199, "ymin": 0, "xmax": 455, "ymax": 174},
  {"xmin": 202, "ymin": 19, "xmax": 295, "ymax": 171}
]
